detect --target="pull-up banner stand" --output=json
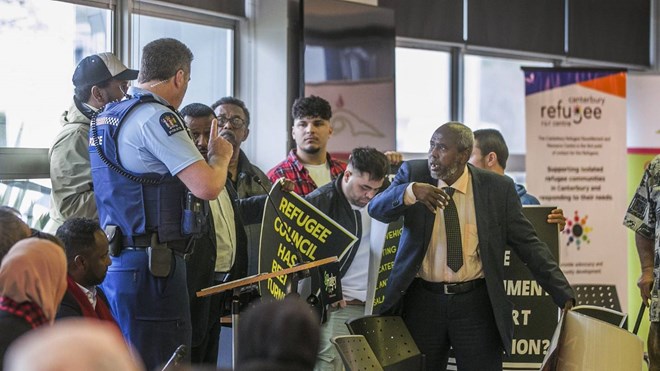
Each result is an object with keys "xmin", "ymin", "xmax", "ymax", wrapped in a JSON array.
[{"xmin": 523, "ymin": 68, "xmax": 628, "ymax": 320}]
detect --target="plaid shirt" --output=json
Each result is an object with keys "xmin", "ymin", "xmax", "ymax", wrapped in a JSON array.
[
  {"xmin": 0, "ymin": 296, "xmax": 48, "ymax": 328},
  {"xmin": 267, "ymin": 149, "xmax": 346, "ymax": 196},
  {"xmin": 624, "ymin": 155, "xmax": 660, "ymax": 321}
]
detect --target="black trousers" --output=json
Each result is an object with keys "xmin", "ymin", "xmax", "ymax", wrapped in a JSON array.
[
  {"xmin": 190, "ymin": 283, "xmax": 224, "ymax": 365},
  {"xmin": 403, "ymin": 278, "xmax": 503, "ymax": 371}
]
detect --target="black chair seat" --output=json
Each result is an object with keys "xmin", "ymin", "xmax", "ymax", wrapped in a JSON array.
[
  {"xmin": 346, "ymin": 315, "xmax": 425, "ymax": 371},
  {"xmin": 331, "ymin": 335, "xmax": 384, "ymax": 371}
]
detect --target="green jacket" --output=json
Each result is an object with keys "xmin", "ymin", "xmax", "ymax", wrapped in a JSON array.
[{"xmin": 46, "ymin": 101, "xmax": 97, "ymax": 231}]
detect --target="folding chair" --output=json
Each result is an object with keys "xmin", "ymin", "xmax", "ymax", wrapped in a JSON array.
[
  {"xmin": 571, "ymin": 304, "xmax": 627, "ymax": 328},
  {"xmin": 346, "ymin": 315, "xmax": 425, "ymax": 371},
  {"xmin": 542, "ymin": 304, "xmax": 649, "ymax": 370},
  {"xmin": 572, "ymin": 284, "xmax": 622, "ymax": 311},
  {"xmin": 331, "ymin": 335, "xmax": 384, "ymax": 371}
]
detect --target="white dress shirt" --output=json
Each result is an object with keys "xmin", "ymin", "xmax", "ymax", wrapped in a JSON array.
[{"xmin": 404, "ymin": 166, "xmax": 483, "ymax": 282}]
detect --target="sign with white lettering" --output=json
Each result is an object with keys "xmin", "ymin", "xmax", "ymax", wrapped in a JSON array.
[
  {"xmin": 369, "ymin": 217, "xmax": 402, "ymax": 313},
  {"xmin": 258, "ymin": 183, "xmax": 357, "ymax": 301},
  {"xmin": 503, "ymin": 206, "xmax": 560, "ymax": 369}
]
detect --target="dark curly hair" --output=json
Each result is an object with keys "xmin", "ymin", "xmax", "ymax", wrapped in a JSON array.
[
  {"xmin": 291, "ymin": 95, "xmax": 331, "ymax": 121},
  {"xmin": 56, "ymin": 217, "xmax": 103, "ymax": 263}
]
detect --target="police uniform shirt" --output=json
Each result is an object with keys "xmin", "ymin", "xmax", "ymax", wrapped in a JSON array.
[{"xmin": 117, "ymin": 86, "xmax": 203, "ymax": 175}]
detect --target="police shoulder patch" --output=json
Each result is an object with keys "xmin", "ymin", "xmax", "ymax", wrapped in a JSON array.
[{"xmin": 159, "ymin": 112, "xmax": 185, "ymax": 136}]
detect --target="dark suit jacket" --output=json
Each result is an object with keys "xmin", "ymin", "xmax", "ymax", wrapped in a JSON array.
[
  {"xmin": 186, "ymin": 211, "xmax": 219, "ymax": 349},
  {"xmin": 367, "ymin": 160, "xmax": 574, "ymax": 354},
  {"xmin": 186, "ymin": 181, "xmax": 265, "ymax": 347},
  {"xmin": 56, "ymin": 286, "xmax": 111, "ymax": 319}
]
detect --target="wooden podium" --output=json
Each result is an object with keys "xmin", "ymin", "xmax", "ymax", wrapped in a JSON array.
[{"xmin": 196, "ymin": 256, "xmax": 338, "ymax": 369}]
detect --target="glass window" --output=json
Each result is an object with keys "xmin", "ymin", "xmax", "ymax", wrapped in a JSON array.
[
  {"xmin": 131, "ymin": 15, "xmax": 233, "ymax": 107},
  {"xmin": 0, "ymin": 0, "xmax": 112, "ymax": 148},
  {"xmin": 0, "ymin": 179, "xmax": 51, "ymax": 229},
  {"xmin": 463, "ymin": 55, "xmax": 551, "ymax": 155},
  {"xmin": 395, "ymin": 47, "xmax": 451, "ymax": 153}
]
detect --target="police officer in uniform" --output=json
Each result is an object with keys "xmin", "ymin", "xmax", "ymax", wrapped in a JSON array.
[{"xmin": 89, "ymin": 38, "xmax": 233, "ymax": 370}]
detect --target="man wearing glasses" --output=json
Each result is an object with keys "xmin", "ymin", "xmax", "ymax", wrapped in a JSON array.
[
  {"xmin": 180, "ymin": 102, "xmax": 277, "ymax": 365},
  {"xmin": 210, "ymin": 97, "xmax": 271, "ymax": 200},
  {"xmin": 211, "ymin": 97, "xmax": 271, "ymax": 275},
  {"xmin": 46, "ymin": 53, "xmax": 138, "ymax": 233}
]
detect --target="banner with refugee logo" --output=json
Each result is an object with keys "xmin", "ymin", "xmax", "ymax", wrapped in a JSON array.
[
  {"xmin": 258, "ymin": 183, "xmax": 357, "ymax": 301},
  {"xmin": 523, "ymin": 68, "xmax": 628, "ymax": 318}
]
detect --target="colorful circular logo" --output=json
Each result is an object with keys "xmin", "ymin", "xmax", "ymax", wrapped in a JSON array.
[{"xmin": 564, "ymin": 210, "xmax": 592, "ymax": 249}]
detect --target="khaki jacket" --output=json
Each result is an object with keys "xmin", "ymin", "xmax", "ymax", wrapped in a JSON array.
[{"xmin": 46, "ymin": 102, "xmax": 97, "ymax": 231}]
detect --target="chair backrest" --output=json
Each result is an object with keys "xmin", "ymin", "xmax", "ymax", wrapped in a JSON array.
[
  {"xmin": 346, "ymin": 315, "xmax": 425, "ymax": 371},
  {"xmin": 572, "ymin": 305, "xmax": 627, "ymax": 328},
  {"xmin": 572, "ymin": 284, "xmax": 622, "ymax": 311},
  {"xmin": 331, "ymin": 335, "xmax": 384, "ymax": 371}
]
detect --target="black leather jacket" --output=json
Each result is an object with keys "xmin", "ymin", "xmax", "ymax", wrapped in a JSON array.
[
  {"xmin": 304, "ymin": 173, "xmax": 390, "ymax": 321},
  {"xmin": 305, "ymin": 174, "xmax": 359, "ymax": 273}
]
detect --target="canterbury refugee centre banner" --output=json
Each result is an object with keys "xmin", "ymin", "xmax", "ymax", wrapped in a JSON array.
[{"xmin": 523, "ymin": 68, "xmax": 628, "ymax": 317}]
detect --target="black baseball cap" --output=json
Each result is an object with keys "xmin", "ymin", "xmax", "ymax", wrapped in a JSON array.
[{"xmin": 72, "ymin": 52, "xmax": 139, "ymax": 87}]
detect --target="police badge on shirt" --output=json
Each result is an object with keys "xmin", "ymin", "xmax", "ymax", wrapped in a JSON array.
[{"xmin": 159, "ymin": 112, "xmax": 185, "ymax": 136}]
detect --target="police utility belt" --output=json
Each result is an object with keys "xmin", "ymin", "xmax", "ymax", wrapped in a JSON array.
[
  {"xmin": 105, "ymin": 191, "xmax": 205, "ymax": 253},
  {"xmin": 106, "ymin": 226, "xmax": 190, "ymax": 278},
  {"xmin": 103, "ymin": 191, "xmax": 206, "ymax": 278}
]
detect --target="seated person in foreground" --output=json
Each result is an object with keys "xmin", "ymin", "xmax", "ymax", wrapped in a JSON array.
[
  {"xmin": 55, "ymin": 218, "xmax": 116, "ymax": 324},
  {"xmin": 0, "ymin": 238, "xmax": 68, "ymax": 370},
  {"xmin": 236, "ymin": 298, "xmax": 320, "ymax": 371},
  {"xmin": 4, "ymin": 318, "xmax": 144, "ymax": 371}
]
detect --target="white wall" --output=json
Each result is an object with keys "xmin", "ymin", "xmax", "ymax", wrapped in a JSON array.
[{"xmin": 240, "ymin": 0, "xmax": 291, "ymax": 172}]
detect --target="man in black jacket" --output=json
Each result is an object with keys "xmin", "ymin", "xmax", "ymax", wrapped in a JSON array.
[
  {"xmin": 55, "ymin": 218, "xmax": 116, "ymax": 324},
  {"xmin": 180, "ymin": 103, "xmax": 289, "ymax": 365},
  {"xmin": 368, "ymin": 123, "xmax": 573, "ymax": 370},
  {"xmin": 181, "ymin": 103, "xmax": 250, "ymax": 365},
  {"xmin": 304, "ymin": 147, "xmax": 389, "ymax": 371},
  {"xmin": 211, "ymin": 97, "xmax": 272, "ymax": 275}
]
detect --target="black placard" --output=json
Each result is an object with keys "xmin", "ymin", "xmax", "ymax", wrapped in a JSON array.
[{"xmin": 258, "ymin": 184, "xmax": 357, "ymax": 301}]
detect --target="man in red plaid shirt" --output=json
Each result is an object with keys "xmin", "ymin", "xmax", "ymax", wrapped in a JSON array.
[{"xmin": 267, "ymin": 95, "xmax": 346, "ymax": 196}]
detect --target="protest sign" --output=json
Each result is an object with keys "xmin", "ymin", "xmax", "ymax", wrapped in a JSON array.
[{"xmin": 258, "ymin": 184, "xmax": 357, "ymax": 301}]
